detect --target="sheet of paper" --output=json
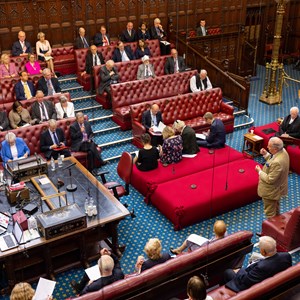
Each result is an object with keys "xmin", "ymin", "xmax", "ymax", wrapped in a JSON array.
[
  {"xmin": 196, "ymin": 133, "xmax": 206, "ymax": 140},
  {"xmin": 85, "ymin": 264, "xmax": 101, "ymax": 281},
  {"xmin": 21, "ymin": 229, "xmax": 40, "ymax": 243},
  {"xmin": 152, "ymin": 122, "xmax": 166, "ymax": 133},
  {"xmin": 34, "ymin": 277, "xmax": 56, "ymax": 300},
  {"xmin": 187, "ymin": 234, "xmax": 209, "ymax": 246},
  {"xmin": 182, "ymin": 154, "xmax": 197, "ymax": 158},
  {"xmin": 39, "ymin": 177, "xmax": 50, "ymax": 185}
]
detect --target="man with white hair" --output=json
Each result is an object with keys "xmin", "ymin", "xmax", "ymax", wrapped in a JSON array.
[
  {"xmin": 164, "ymin": 48, "xmax": 186, "ymax": 74},
  {"xmin": 37, "ymin": 68, "xmax": 61, "ymax": 96},
  {"xmin": 12, "ymin": 31, "xmax": 32, "ymax": 56},
  {"xmin": 137, "ymin": 55, "xmax": 155, "ymax": 80},
  {"xmin": 276, "ymin": 106, "xmax": 300, "ymax": 139},
  {"xmin": 190, "ymin": 69, "xmax": 212, "ymax": 92},
  {"xmin": 74, "ymin": 27, "xmax": 90, "ymax": 49},
  {"xmin": 255, "ymin": 137, "xmax": 289, "ymax": 218},
  {"xmin": 224, "ymin": 236, "xmax": 292, "ymax": 292}
]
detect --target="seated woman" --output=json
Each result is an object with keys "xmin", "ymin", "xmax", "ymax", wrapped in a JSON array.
[
  {"xmin": 0, "ymin": 53, "xmax": 17, "ymax": 78},
  {"xmin": 25, "ymin": 53, "xmax": 42, "ymax": 75},
  {"xmin": 55, "ymin": 95, "xmax": 75, "ymax": 119},
  {"xmin": 1, "ymin": 132, "xmax": 30, "ymax": 166},
  {"xmin": 133, "ymin": 133, "xmax": 159, "ymax": 171},
  {"xmin": 8, "ymin": 101, "xmax": 37, "ymax": 129},
  {"xmin": 137, "ymin": 22, "xmax": 151, "ymax": 41},
  {"xmin": 159, "ymin": 126, "xmax": 183, "ymax": 166},
  {"xmin": 135, "ymin": 238, "xmax": 171, "ymax": 273},
  {"xmin": 36, "ymin": 32, "xmax": 56, "ymax": 77},
  {"xmin": 135, "ymin": 39, "xmax": 151, "ymax": 59}
]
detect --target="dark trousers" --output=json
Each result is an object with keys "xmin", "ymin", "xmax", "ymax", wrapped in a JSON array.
[
  {"xmin": 224, "ymin": 269, "xmax": 237, "ymax": 283},
  {"xmin": 79, "ymin": 141, "xmax": 103, "ymax": 170},
  {"xmin": 46, "ymin": 149, "xmax": 71, "ymax": 160}
]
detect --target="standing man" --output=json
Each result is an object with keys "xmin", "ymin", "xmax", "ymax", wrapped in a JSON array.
[
  {"xmin": 40, "ymin": 119, "xmax": 71, "ymax": 160},
  {"xmin": 14, "ymin": 71, "xmax": 36, "ymax": 100},
  {"xmin": 255, "ymin": 137, "xmax": 289, "ymax": 218},
  {"xmin": 37, "ymin": 68, "xmax": 61, "ymax": 96},
  {"xmin": 164, "ymin": 49, "xmax": 186, "ymax": 74},
  {"xmin": 94, "ymin": 26, "xmax": 110, "ymax": 47},
  {"xmin": 275, "ymin": 106, "xmax": 300, "ymax": 139},
  {"xmin": 12, "ymin": 31, "xmax": 32, "ymax": 56},
  {"xmin": 74, "ymin": 27, "xmax": 90, "ymax": 49},
  {"xmin": 196, "ymin": 19, "xmax": 208, "ymax": 37},
  {"xmin": 120, "ymin": 22, "xmax": 137, "ymax": 43},
  {"xmin": 190, "ymin": 69, "xmax": 213, "ymax": 92},
  {"xmin": 197, "ymin": 112, "xmax": 226, "ymax": 148}
]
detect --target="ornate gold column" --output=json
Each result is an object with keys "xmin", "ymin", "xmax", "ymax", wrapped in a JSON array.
[{"xmin": 260, "ymin": 0, "xmax": 289, "ymax": 105}]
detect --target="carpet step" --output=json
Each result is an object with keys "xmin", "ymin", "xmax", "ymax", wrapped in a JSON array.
[
  {"xmin": 98, "ymin": 137, "xmax": 133, "ymax": 148},
  {"xmin": 94, "ymin": 125, "xmax": 120, "ymax": 134}
]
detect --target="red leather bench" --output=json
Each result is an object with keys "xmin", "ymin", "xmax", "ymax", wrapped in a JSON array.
[
  {"xmin": 51, "ymin": 46, "xmax": 76, "ymax": 75},
  {"xmin": 75, "ymin": 39, "xmax": 161, "ymax": 91},
  {"xmin": 72, "ymin": 231, "xmax": 254, "ymax": 300},
  {"xmin": 111, "ymin": 70, "xmax": 197, "ymax": 130},
  {"xmin": 208, "ymin": 263, "xmax": 300, "ymax": 300},
  {"xmin": 130, "ymin": 87, "xmax": 234, "ymax": 148}
]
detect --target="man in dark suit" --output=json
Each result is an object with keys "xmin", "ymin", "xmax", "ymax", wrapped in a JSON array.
[
  {"xmin": 94, "ymin": 26, "xmax": 110, "ymax": 47},
  {"xmin": 173, "ymin": 120, "xmax": 199, "ymax": 154},
  {"xmin": 99, "ymin": 60, "xmax": 119, "ymax": 104},
  {"xmin": 12, "ymin": 31, "xmax": 32, "ymax": 56},
  {"xmin": 0, "ymin": 111, "xmax": 9, "ymax": 131},
  {"xmin": 275, "ymin": 106, "xmax": 300, "ymax": 139},
  {"xmin": 112, "ymin": 41, "xmax": 135, "ymax": 62},
  {"xmin": 120, "ymin": 22, "xmax": 137, "ymax": 43},
  {"xmin": 196, "ymin": 19, "xmax": 208, "ymax": 37},
  {"xmin": 40, "ymin": 119, "xmax": 71, "ymax": 160},
  {"xmin": 14, "ymin": 71, "xmax": 36, "ymax": 101},
  {"xmin": 31, "ymin": 90, "xmax": 57, "ymax": 123},
  {"xmin": 37, "ymin": 68, "xmax": 61, "ymax": 96},
  {"xmin": 164, "ymin": 49, "xmax": 186, "ymax": 74},
  {"xmin": 150, "ymin": 18, "xmax": 165, "ymax": 41},
  {"xmin": 70, "ymin": 112, "xmax": 106, "ymax": 171},
  {"xmin": 224, "ymin": 236, "xmax": 292, "ymax": 292},
  {"xmin": 74, "ymin": 27, "xmax": 90, "ymax": 49},
  {"xmin": 197, "ymin": 112, "xmax": 226, "ymax": 148}
]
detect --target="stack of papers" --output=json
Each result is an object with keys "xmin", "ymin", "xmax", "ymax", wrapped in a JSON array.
[
  {"xmin": 196, "ymin": 133, "xmax": 206, "ymax": 140},
  {"xmin": 187, "ymin": 234, "xmax": 209, "ymax": 246},
  {"xmin": 151, "ymin": 122, "xmax": 166, "ymax": 136}
]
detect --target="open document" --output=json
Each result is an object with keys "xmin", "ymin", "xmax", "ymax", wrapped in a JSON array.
[
  {"xmin": 196, "ymin": 133, "xmax": 206, "ymax": 140},
  {"xmin": 187, "ymin": 234, "xmax": 209, "ymax": 246},
  {"xmin": 151, "ymin": 122, "xmax": 166, "ymax": 135}
]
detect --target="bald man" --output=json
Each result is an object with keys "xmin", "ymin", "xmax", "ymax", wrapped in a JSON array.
[
  {"xmin": 170, "ymin": 220, "xmax": 227, "ymax": 254},
  {"xmin": 255, "ymin": 137, "xmax": 289, "ymax": 218},
  {"xmin": 74, "ymin": 27, "xmax": 90, "ymax": 49},
  {"xmin": 12, "ymin": 31, "xmax": 32, "ymax": 56},
  {"xmin": 276, "ymin": 106, "xmax": 300, "ymax": 139},
  {"xmin": 164, "ymin": 49, "xmax": 186, "ymax": 74},
  {"xmin": 120, "ymin": 22, "xmax": 137, "ymax": 43}
]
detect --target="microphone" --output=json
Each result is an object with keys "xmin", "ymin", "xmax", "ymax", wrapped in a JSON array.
[{"xmin": 61, "ymin": 162, "xmax": 76, "ymax": 171}]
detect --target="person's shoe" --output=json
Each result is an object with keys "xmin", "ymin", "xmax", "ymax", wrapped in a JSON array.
[
  {"xmin": 170, "ymin": 247, "xmax": 180, "ymax": 255},
  {"xmin": 101, "ymin": 160, "xmax": 108, "ymax": 166},
  {"xmin": 256, "ymin": 232, "xmax": 262, "ymax": 237},
  {"xmin": 71, "ymin": 280, "xmax": 81, "ymax": 294}
]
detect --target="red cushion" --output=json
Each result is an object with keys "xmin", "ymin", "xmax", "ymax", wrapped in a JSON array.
[
  {"xmin": 253, "ymin": 122, "xmax": 279, "ymax": 148},
  {"xmin": 286, "ymin": 145, "xmax": 300, "ymax": 174}
]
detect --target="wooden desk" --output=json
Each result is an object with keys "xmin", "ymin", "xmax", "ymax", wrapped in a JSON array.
[
  {"xmin": 242, "ymin": 133, "xmax": 264, "ymax": 157},
  {"xmin": 0, "ymin": 157, "xmax": 129, "ymax": 289}
]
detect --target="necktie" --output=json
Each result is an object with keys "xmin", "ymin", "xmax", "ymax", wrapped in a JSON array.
[
  {"xmin": 174, "ymin": 59, "xmax": 178, "ymax": 73},
  {"xmin": 40, "ymin": 103, "xmax": 48, "ymax": 121},
  {"xmin": 82, "ymin": 37, "xmax": 89, "ymax": 48},
  {"xmin": 23, "ymin": 82, "xmax": 31, "ymax": 99},
  {"xmin": 103, "ymin": 35, "xmax": 109, "ymax": 46},
  {"xmin": 53, "ymin": 131, "xmax": 59, "ymax": 145},
  {"xmin": 145, "ymin": 65, "xmax": 149, "ymax": 78},
  {"xmin": 47, "ymin": 79, "xmax": 54, "ymax": 96},
  {"xmin": 94, "ymin": 54, "xmax": 97, "ymax": 66},
  {"xmin": 202, "ymin": 27, "xmax": 206, "ymax": 36},
  {"xmin": 128, "ymin": 30, "xmax": 131, "ymax": 37}
]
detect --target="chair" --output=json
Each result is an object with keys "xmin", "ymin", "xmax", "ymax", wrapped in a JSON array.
[
  {"xmin": 261, "ymin": 207, "xmax": 300, "ymax": 252},
  {"xmin": 95, "ymin": 152, "xmax": 135, "ymax": 217}
]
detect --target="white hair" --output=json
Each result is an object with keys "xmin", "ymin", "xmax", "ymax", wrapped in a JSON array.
[
  {"xmin": 259, "ymin": 236, "xmax": 277, "ymax": 255},
  {"xmin": 5, "ymin": 132, "xmax": 16, "ymax": 142},
  {"xmin": 290, "ymin": 107, "xmax": 299, "ymax": 114}
]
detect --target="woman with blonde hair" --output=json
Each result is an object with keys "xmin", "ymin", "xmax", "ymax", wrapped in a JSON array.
[
  {"xmin": 10, "ymin": 282, "xmax": 35, "ymax": 300},
  {"xmin": 36, "ymin": 32, "xmax": 56, "ymax": 77},
  {"xmin": 0, "ymin": 53, "xmax": 17, "ymax": 78}
]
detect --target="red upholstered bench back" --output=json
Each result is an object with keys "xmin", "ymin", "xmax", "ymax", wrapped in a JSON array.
[
  {"xmin": 10, "ymin": 56, "xmax": 27, "ymax": 73},
  {"xmin": 51, "ymin": 46, "xmax": 74, "ymax": 56}
]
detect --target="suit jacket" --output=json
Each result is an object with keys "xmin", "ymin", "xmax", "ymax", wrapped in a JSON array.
[
  {"xmin": 120, "ymin": 29, "xmax": 137, "ymax": 43},
  {"xmin": 99, "ymin": 66, "xmax": 119, "ymax": 94},
  {"xmin": 70, "ymin": 120, "xmax": 94, "ymax": 151},
  {"xmin": 112, "ymin": 46, "xmax": 135, "ymax": 62},
  {"xmin": 258, "ymin": 148, "xmax": 289, "ymax": 200},
  {"xmin": 181, "ymin": 126, "xmax": 199, "ymax": 154},
  {"xmin": 37, "ymin": 77, "xmax": 61, "ymax": 96},
  {"xmin": 0, "ymin": 63, "xmax": 17, "ymax": 78},
  {"xmin": 40, "ymin": 128, "xmax": 67, "ymax": 159},
  {"xmin": 14, "ymin": 80, "xmax": 36, "ymax": 100},
  {"xmin": 31, "ymin": 100, "xmax": 57, "ymax": 123},
  {"xmin": 206, "ymin": 119, "xmax": 226, "ymax": 148},
  {"xmin": 137, "ymin": 63, "xmax": 155, "ymax": 80},
  {"xmin": 12, "ymin": 40, "xmax": 32, "ymax": 56},
  {"xmin": 0, "ymin": 111, "xmax": 9, "ymax": 131},
  {"xmin": 94, "ymin": 33, "xmax": 110, "ymax": 47},
  {"xmin": 85, "ymin": 51, "xmax": 105, "ymax": 74},
  {"xmin": 278, "ymin": 115, "xmax": 300, "ymax": 138},
  {"xmin": 142, "ymin": 110, "xmax": 163, "ymax": 130},
  {"xmin": 164, "ymin": 56, "xmax": 186, "ymax": 74},
  {"xmin": 196, "ymin": 26, "xmax": 208, "ymax": 36},
  {"xmin": 150, "ymin": 26, "xmax": 165, "ymax": 40},
  {"xmin": 1, "ymin": 138, "xmax": 30, "ymax": 165},
  {"xmin": 9, "ymin": 108, "xmax": 33, "ymax": 129},
  {"xmin": 226, "ymin": 252, "xmax": 292, "ymax": 292},
  {"xmin": 74, "ymin": 36, "xmax": 90, "ymax": 49}
]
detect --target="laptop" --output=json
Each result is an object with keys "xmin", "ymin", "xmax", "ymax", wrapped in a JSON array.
[{"xmin": 0, "ymin": 221, "xmax": 23, "ymax": 252}]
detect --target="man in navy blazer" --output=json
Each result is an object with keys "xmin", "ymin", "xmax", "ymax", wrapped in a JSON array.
[
  {"xmin": 12, "ymin": 31, "xmax": 32, "ymax": 56},
  {"xmin": 197, "ymin": 112, "xmax": 226, "ymax": 148},
  {"xmin": 37, "ymin": 68, "xmax": 61, "ymax": 96},
  {"xmin": 94, "ymin": 26, "xmax": 110, "ymax": 47},
  {"xmin": 224, "ymin": 236, "xmax": 292, "ymax": 292},
  {"xmin": 14, "ymin": 71, "xmax": 36, "ymax": 100},
  {"xmin": 112, "ymin": 41, "xmax": 135, "ymax": 62},
  {"xmin": 120, "ymin": 22, "xmax": 137, "ymax": 43}
]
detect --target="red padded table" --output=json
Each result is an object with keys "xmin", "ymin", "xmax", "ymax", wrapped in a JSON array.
[
  {"xmin": 131, "ymin": 146, "xmax": 244, "ymax": 198},
  {"xmin": 149, "ymin": 158, "xmax": 259, "ymax": 230},
  {"xmin": 252, "ymin": 122, "xmax": 279, "ymax": 149},
  {"xmin": 286, "ymin": 145, "xmax": 300, "ymax": 174}
]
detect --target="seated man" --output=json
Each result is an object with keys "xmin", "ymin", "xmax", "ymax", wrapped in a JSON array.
[
  {"xmin": 0, "ymin": 110, "xmax": 9, "ymax": 131},
  {"xmin": 275, "ymin": 106, "xmax": 300, "ymax": 139},
  {"xmin": 197, "ymin": 112, "xmax": 226, "ymax": 148},
  {"xmin": 80, "ymin": 249, "xmax": 124, "ymax": 295},
  {"xmin": 14, "ymin": 71, "xmax": 36, "ymax": 101},
  {"xmin": 164, "ymin": 49, "xmax": 186, "ymax": 74},
  {"xmin": 70, "ymin": 112, "xmax": 106, "ymax": 171},
  {"xmin": 137, "ymin": 55, "xmax": 155, "ymax": 80},
  {"xmin": 120, "ymin": 22, "xmax": 137, "ymax": 43},
  {"xmin": 173, "ymin": 120, "xmax": 199, "ymax": 154},
  {"xmin": 170, "ymin": 220, "xmax": 226, "ymax": 254},
  {"xmin": 37, "ymin": 68, "xmax": 61, "ymax": 96},
  {"xmin": 40, "ymin": 119, "xmax": 71, "ymax": 160},
  {"xmin": 31, "ymin": 90, "xmax": 57, "ymax": 123},
  {"xmin": 190, "ymin": 69, "xmax": 212, "ymax": 92},
  {"xmin": 74, "ymin": 27, "xmax": 90, "ymax": 49},
  {"xmin": 1, "ymin": 132, "xmax": 30, "ymax": 166},
  {"xmin": 224, "ymin": 236, "xmax": 292, "ymax": 292},
  {"xmin": 112, "ymin": 41, "xmax": 135, "ymax": 62},
  {"xmin": 71, "ymin": 247, "xmax": 124, "ymax": 295},
  {"xmin": 94, "ymin": 26, "xmax": 110, "ymax": 47},
  {"xmin": 12, "ymin": 31, "xmax": 32, "ymax": 57}
]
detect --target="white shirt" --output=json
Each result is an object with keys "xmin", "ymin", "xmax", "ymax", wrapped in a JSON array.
[
  {"xmin": 55, "ymin": 101, "xmax": 75, "ymax": 119},
  {"xmin": 10, "ymin": 144, "xmax": 18, "ymax": 160},
  {"xmin": 190, "ymin": 75, "xmax": 212, "ymax": 93},
  {"xmin": 121, "ymin": 50, "xmax": 130, "ymax": 62}
]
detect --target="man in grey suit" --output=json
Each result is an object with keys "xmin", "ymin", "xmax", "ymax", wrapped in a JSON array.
[
  {"xmin": 255, "ymin": 137, "xmax": 289, "ymax": 218},
  {"xmin": 137, "ymin": 55, "xmax": 155, "ymax": 80},
  {"xmin": 164, "ymin": 49, "xmax": 186, "ymax": 74}
]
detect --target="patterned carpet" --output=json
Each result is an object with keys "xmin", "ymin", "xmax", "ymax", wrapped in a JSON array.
[{"xmin": 1, "ymin": 64, "xmax": 300, "ymax": 299}]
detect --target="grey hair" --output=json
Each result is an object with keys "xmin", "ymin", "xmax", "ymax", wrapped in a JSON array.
[
  {"xmin": 98, "ymin": 255, "xmax": 114, "ymax": 274},
  {"xmin": 269, "ymin": 137, "xmax": 284, "ymax": 151},
  {"xmin": 290, "ymin": 107, "xmax": 299, "ymax": 114},
  {"xmin": 259, "ymin": 236, "xmax": 277, "ymax": 255},
  {"xmin": 42, "ymin": 68, "xmax": 51, "ymax": 76},
  {"xmin": 173, "ymin": 119, "xmax": 185, "ymax": 131},
  {"xmin": 48, "ymin": 119, "xmax": 57, "ymax": 126},
  {"xmin": 5, "ymin": 132, "xmax": 16, "ymax": 142},
  {"xmin": 76, "ymin": 111, "xmax": 84, "ymax": 119}
]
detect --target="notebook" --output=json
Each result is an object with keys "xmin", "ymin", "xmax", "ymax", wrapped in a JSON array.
[{"xmin": 0, "ymin": 221, "xmax": 23, "ymax": 252}]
